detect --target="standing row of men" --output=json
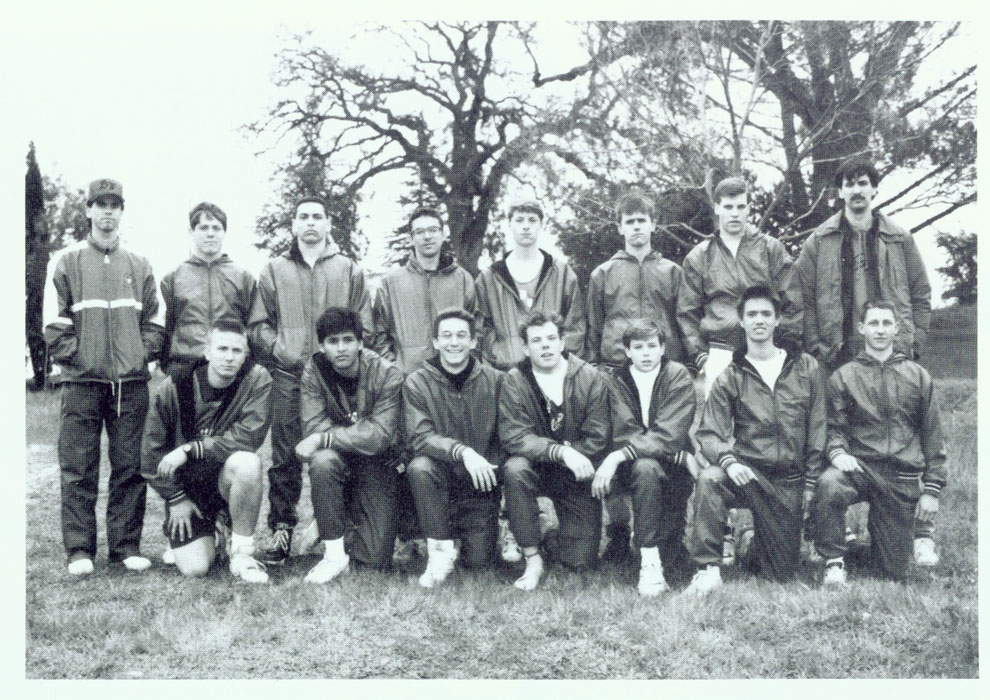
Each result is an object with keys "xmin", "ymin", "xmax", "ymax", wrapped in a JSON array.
[{"xmin": 43, "ymin": 155, "xmax": 944, "ymax": 594}]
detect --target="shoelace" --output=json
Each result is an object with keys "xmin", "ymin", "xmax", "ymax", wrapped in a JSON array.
[{"xmin": 270, "ymin": 529, "xmax": 291, "ymax": 550}]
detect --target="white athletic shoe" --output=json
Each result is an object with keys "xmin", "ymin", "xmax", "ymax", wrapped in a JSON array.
[
  {"xmin": 823, "ymin": 561, "xmax": 848, "ymax": 587},
  {"xmin": 122, "ymin": 555, "xmax": 152, "ymax": 572},
  {"xmin": 67, "ymin": 558, "xmax": 94, "ymax": 576},
  {"xmin": 418, "ymin": 540, "xmax": 457, "ymax": 588},
  {"xmin": 684, "ymin": 565, "xmax": 722, "ymax": 596},
  {"xmin": 229, "ymin": 553, "xmax": 269, "ymax": 583},
  {"xmin": 295, "ymin": 520, "xmax": 320, "ymax": 556},
  {"xmin": 305, "ymin": 553, "xmax": 350, "ymax": 584},
  {"xmin": 161, "ymin": 546, "xmax": 176, "ymax": 565},
  {"xmin": 914, "ymin": 537, "xmax": 939, "ymax": 567},
  {"xmin": 500, "ymin": 526, "xmax": 522, "ymax": 564},
  {"xmin": 637, "ymin": 561, "xmax": 669, "ymax": 597},
  {"xmin": 513, "ymin": 553, "xmax": 545, "ymax": 591}
]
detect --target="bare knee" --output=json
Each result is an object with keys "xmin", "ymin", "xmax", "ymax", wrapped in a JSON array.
[
  {"xmin": 224, "ymin": 451, "xmax": 262, "ymax": 486},
  {"xmin": 174, "ymin": 538, "xmax": 215, "ymax": 577}
]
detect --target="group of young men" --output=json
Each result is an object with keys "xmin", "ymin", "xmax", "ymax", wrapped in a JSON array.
[{"xmin": 43, "ymin": 155, "xmax": 946, "ymax": 596}]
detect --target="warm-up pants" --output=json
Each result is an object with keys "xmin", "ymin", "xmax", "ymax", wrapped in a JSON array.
[
  {"xmin": 406, "ymin": 455, "xmax": 499, "ymax": 568},
  {"xmin": 268, "ymin": 368, "xmax": 303, "ymax": 530},
  {"xmin": 58, "ymin": 380, "xmax": 149, "ymax": 562},
  {"xmin": 309, "ymin": 448, "xmax": 399, "ymax": 567},
  {"xmin": 689, "ymin": 465, "xmax": 803, "ymax": 581},
  {"xmin": 503, "ymin": 456, "xmax": 602, "ymax": 571}
]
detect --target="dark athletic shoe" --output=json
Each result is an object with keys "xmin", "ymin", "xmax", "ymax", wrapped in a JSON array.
[
  {"xmin": 259, "ymin": 523, "xmax": 293, "ymax": 565},
  {"xmin": 602, "ymin": 524, "xmax": 632, "ymax": 563}
]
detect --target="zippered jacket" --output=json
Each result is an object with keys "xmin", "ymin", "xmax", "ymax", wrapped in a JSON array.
[
  {"xmin": 300, "ymin": 349, "xmax": 404, "ymax": 457},
  {"xmin": 795, "ymin": 211, "xmax": 931, "ymax": 362},
  {"xmin": 677, "ymin": 229, "xmax": 802, "ymax": 366},
  {"xmin": 607, "ymin": 358, "xmax": 696, "ymax": 465},
  {"xmin": 697, "ymin": 343, "xmax": 825, "ymax": 490},
  {"xmin": 249, "ymin": 240, "xmax": 373, "ymax": 376},
  {"xmin": 160, "ymin": 254, "xmax": 257, "ymax": 368},
  {"xmin": 403, "ymin": 358, "xmax": 504, "ymax": 465},
  {"xmin": 372, "ymin": 253, "xmax": 477, "ymax": 375},
  {"xmin": 826, "ymin": 351, "xmax": 946, "ymax": 498},
  {"xmin": 43, "ymin": 237, "xmax": 165, "ymax": 383},
  {"xmin": 141, "ymin": 360, "xmax": 273, "ymax": 505},
  {"xmin": 498, "ymin": 354, "xmax": 609, "ymax": 464},
  {"xmin": 586, "ymin": 250, "xmax": 685, "ymax": 366},
  {"xmin": 475, "ymin": 251, "xmax": 585, "ymax": 370}
]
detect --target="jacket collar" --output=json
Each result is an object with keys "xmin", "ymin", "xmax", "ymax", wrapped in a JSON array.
[
  {"xmin": 612, "ymin": 249, "xmax": 660, "ymax": 263},
  {"xmin": 731, "ymin": 338, "xmax": 803, "ymax": 373},
  {"xmin": 516, "ymin": 351, "xmax": 583, "ymax": 383},
  {"xmin": 852, "ymin": 349, "xmax": 909, "ymax": 367},
  {"xmin": 425, "ymin": 354, "xmax": 481, "ymax": 383},
  {"xmin": 615, "ymin": 356, "xmax": 668, "ymax": 392},
  {"xmin": 491, "ymin": 249, "xmax": 554, "ymax": 294},
  {"xmin": 817, "ymin": 210, "xmax": 901, "ymax": 240},
  {"xmin": 186, "ymin": 252, "xmax": 231, "ymax": 267},
  {"xmin": 407, "ymin": 251, "xmax": 457, "ymax": 275},
  {"xmin": 287, "ymin": 237, "xmax": 339, "ymax": 265},
  {"xmin": 87, "ymin": 234, "xmax": 120, "ymax": 254}
]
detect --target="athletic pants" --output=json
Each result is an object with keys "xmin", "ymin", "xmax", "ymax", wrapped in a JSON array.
[{"xmin": 268, "ymin": 367, "xmax": 302, "ymax": 529}]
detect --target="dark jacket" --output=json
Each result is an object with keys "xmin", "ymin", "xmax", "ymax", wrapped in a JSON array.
[
  {"xmin": 826, "ymin": 351, "xmax": 946, "ymax": 497},
  {"xmin": 160, "ymin": 254, "xmax": 257, "ymax": 368},
  {"xmin": 697, "ymin": 343, "xmax": 826, "ymax": 489},
  {"xmin": 498, "ymin": 354, "xmax": 609, "ymax": 465},
  {"xmin": 475, "ymin": 251, "xmax": 585, "ymax": 370},
  {"xmin": 796, "ymin": 210, "xmax": 932, "ymax": 362},
  {"xmin": 403, "ymin": 358, "xmax": 504, "ymax": 466},
  {"xmin": 372, "ymin": 253, "xmax": 477, "ymax": 375},
  {"xmin": 43, "ymin": 237, "xmax": 165, "ymax": 383},
  {"xmin": 141, "ymin": 361, "xmax": 273, "ymax": 504},
  {"xmin": 586, "ymin": 250, "xmax": 685, "ymax": 366}
]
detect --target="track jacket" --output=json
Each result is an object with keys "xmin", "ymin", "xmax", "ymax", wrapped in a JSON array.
[
  {"xmin": 677, "ymin": 229, "xmax": 801, "ymax": 367},
  {"xmin": 475, "ymin": 251, "xmax": 585, "ymax": 370},
  {"xmin": 697, "ymin": 342, "xmax": 825, "ymax": 490},
  {"xmin": 498, "ymin": 353, "xmax": 609, "ymax": 465},
  {"xmin": 403, "ymin": 357, "xmax": 505, "ymax": 466},
  {"xmin": 826, "ymin": 351, "xmax": 946, "ymax": 498},
  {"xmin": 43, "ymin": 236, "xmax": 165, "ymax": 383},
  {"xmin": 249, "ymin": 239, "xmax": 373, "ymax": 376},
  {"xmin": 586, "ymin": 250, "xmax": 685, "ymax": 366},
  {"xmin": 300, "ymin": 349, "xmax": 404, "ymax": 458},
  {"xmin": 372, "ymin": 253, "xmax": 477, "ymax": 375},
  {"xmin": 607, "ymin": 358, "xmax": 696, "ymax": 465},
  {"xmin": 141, "ymin": 360, "xmax": 273, "ymax": 505},
  {"xmin": 796, "ymin": 211, "xmax": 931, "ymax": 362},
  {"xmin": 160, "ymin": 254, "xmax": 257, "ymax": 368}
]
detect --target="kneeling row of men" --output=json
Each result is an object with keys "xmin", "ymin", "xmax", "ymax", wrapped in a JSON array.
[{"xmin": 142, "ymin": 284, "xmax": 945, "ymax": 594}]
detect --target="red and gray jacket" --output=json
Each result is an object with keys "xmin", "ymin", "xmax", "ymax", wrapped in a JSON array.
[
  {"xmin": 606, "ymin": 358, "xmax": 696, "ymax": 466},
  {"xmin": 697, "ymin": 343, "xmax": 826, "ymax": 489},
  {"xmin": 586, "ymin": 250, "xmax": 685, "ymax": 366},
  {"xmin": 141, "ymin": 360, "xmax": 273, "ymax": 506},
  {"xmin": 826, "ymin": 351, "xmax": 946, "ymax": 498},
  {"xmin": 160, "ymin": 254, "xmax": 257, "ymax": 368},
  {"xmin": 403, "ymin": 357, "xmax": 505, "ymax": 466},
  {"xmin": 300, "ymin": 350, "xmax": 404, "ymax": 458},
  {"xmin": 249, "ymin": 240, "xmax": 373, "ymax": 376},
  {"xmin": 372, "ymin": 253, "xmax": 477, "ymax": 375},
  {"xmin": 474, "ymin": 251, "xmax": 586, "ymax": 370},
  {"xmin": 498, "ymin": 354, "xmax": 609, "ymax": 464},
  {"xmin": 43, "ymin": 237, "xmax": 165, "ymax": 383},
  {"xmin": 796, "ymin": 211, "xmax": 932, "ymax": 362},
  {"xmin": 677, "ymin": 229, "xmax": 802, "ymax": 368}
]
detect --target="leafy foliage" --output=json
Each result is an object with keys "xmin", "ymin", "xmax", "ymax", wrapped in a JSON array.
[{"xmin": 936, "ymin": 231, "xmax": 976, "ymax": 305}]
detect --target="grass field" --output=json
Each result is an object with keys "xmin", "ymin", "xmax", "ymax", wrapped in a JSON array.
[{"xmin": 24, "ymin": 376, "xmax": 978, "ymax": 679}]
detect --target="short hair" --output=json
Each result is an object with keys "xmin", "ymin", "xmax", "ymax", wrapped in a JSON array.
[
  {"xmin": 712, "ymin": 177, "xmax": 748, "ymax": 204},
  {"xmin": 518, "ymin": 310, "xmax": 563, "ymax": 343},
  {"xmin": 834, "ymin": 156, "xmax": 880, "ymax": 188},
  {"xmin": 737, "ymin": 285, "xmax": 780, "ymax": 317},
  {"xmin": 189, "ymin": 202, "xmax": 228, "ymax": 231},
  {"xmin": 316, "ymin": 307, "xmax": 363, "ymax": 344},
  {"xmin": 409, "ymin": 206, "xmax": 443, "ymax": 231},
  {"xmin": 208, "ymin": 320, "xmax": 248, "ymax": 338},
  {"xmin": 293, "ymin": 196, "xmax": 329, "ymax": 218},
  {"xmin": 616, "ymin": 192, "xmax": 656, "ymax": 223},
  {"xmin": 432, "ymin": 307, "xmax": 475, "ymax": 338},
  {"xmin": 622, "ymin": 318, "xmax": 666, "ymax": 347},
  {"xmin": 860, "ymin": 300, "xmax": 898, "ymax": 323},
  {"xmin": 508, "ymin": 200, "xmax": 544, "ymax": 222}
]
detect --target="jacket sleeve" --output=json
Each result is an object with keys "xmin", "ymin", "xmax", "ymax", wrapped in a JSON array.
[
  {"xmin": 159, "ymin": 271, "xmax": 176, "ymax": 365},
  {"xmin": 624, "ymin": 365, "xmax": 696, "ymax": 463},
  {"xmin": 349, "ymin": 266, "xmax": 375, "ymax": 349},
  {"xmin": 249, "ymin": 263, "xmax": 278, "ymax": 367},
  {"xmin": 825, "ymin": 370, "xmax": 853, "ymax": 462},
  {"xmin": 561, "ymin": 266, "xmax": 586, "ymax": 360},
  {"xmin": 300, "ymin": 361, "xmax": 335, "ymax": 438},
  {"xmin": 239, "ymin": 270, "xmax": 260, "ymax": 355},
  {"xmin": 497, "ymin": 373, "xmax": 559, "ymax": 462},
  {"xmin": 676, "ymin": 249, "xmax": 706, "ymax": 365},
  {"xmin": 371, "ymin": 283, "xmax": 396, "ymax": 361},
  {"xmin": 585, "ymin": 267, "xmax": 605, "ymax": 366},
  {"xmin": 804, "ymin": 357, "xmax": 827, "ymax": 490},
  {"xmin": 474, "ymin": 275, "xmax": 497, "ymax": 366},
  {"xmin": 917, "ymin": 368, "xmax": 947, "ymax": 498},
  {"xmin": 903, "ymin": 234, "xmax": 932, "ymax": 359},
  {"xmin": 42, "ymin": 253, "xmax": 78, "ymax": 365},
  {"xmin": 795, "ymin": 237, "xmax": 826, "ymax": 359},
  {"xmin": 326, "ymin": 362, "xmax": 404, "ymax": 456},
  {"xmin": 196, "ymin": 369, "xmax": 274, "ymax": 463},
  {"xmin": 696, "ymin": 369, "xmax": 737, "ymax": 468},
  {"xmin": 141, "ymin": 380, "xmax": 185, "ymax": 505},
  {"xmin": 403, "ymin": 374, "xmax": 462, "ymax": 462},
  {"xmin": 139, "ymin": 261, "xmax": 166, "ymax": 363},
  {"xmin": 573, "ymin": 368, "xmax": 610, "ymax": 461},
  {"xmin": 769, "ymin": 238, "xmax": 803, "ymax": 347}
]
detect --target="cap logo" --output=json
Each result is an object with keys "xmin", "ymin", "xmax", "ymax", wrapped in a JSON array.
[{"xmin": 99, "ymin": 179, "xmax": 115, "ymax": 191}]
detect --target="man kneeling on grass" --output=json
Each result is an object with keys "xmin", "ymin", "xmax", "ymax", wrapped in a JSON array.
[
  {"xmin": 812, "ymin": 301, "xmax": 946, "ymax": 585},
  {"xmin": 142, "ymin": 321, "xmax": 273, "ymax": 582},
  {"xmin": 592, "ymin": 319, "xmax": 697, "ymax": 596},
  {"xmin": 404, "ymin": 308, "xmax": 505, "ymax": 587},
  {"xmin": 686, "ymin": 286, "xmax": 825, "ymax": 594},
  {"xmin": 295, "ymin": 307, "xmax": 405, "ymax": 583},
  {"xmin": 499, "ymin": 311, "xmax": 609, "ymax": 590}
]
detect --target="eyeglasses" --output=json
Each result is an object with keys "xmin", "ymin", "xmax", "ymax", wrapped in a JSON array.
[{"xmin": 412, "ymin": 226, "xmax": 442, "ymax": 236}]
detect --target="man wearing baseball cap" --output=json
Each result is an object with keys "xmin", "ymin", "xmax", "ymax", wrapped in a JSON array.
[{"xmin": 44, "ymin": 178, "xmax": 166, "ymax": 576}]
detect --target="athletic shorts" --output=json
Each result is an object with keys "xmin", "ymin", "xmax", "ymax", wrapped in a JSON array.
[{"xmin": 162, "ymin": 458, "xmax": 226, "ymax": 549}]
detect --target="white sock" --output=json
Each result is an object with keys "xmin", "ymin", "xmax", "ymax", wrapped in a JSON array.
[
  {"xmin": 231, "ymin": 533, "xmax": 254, "ymax": 554},
  {"xmin": 324, "ymin": 537, "xmax": 345, "ymax": 560},
  {"xmin": 640, "ymin": 546, "xmax": 660, "ymax": 567}
]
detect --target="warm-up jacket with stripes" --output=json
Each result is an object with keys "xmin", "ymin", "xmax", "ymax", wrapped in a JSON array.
[
  {"xmin": 826, "ymin": 351, "xmax": 946, "ymax": 498},
  {"xmin": 403, "ymin": 359, "xmax": 505, "ymax": 466},
  {"xmin": 498, "ymin": 354, "xmax": 609, "ymax": 465},
  {"xmin": 586, "ymin": 250, "xmax": 685, "ymax": 366},
  {"xmin": 697, "ymin": 343, "xmax": 826, "ymax": 490},
  {"xmin": 300, "ymin": 349, "xmax": 404, "ymax": 457},
  {"xmin": 43, "ymin": 236, "xmax": 165, "ymax": 383},
  {"xmin": 160, "ymin": 254, "xmax": 257, "ymax": 368},
  {"xmin": 606, "ymin": 358, "xmax": 696, "ymax": 465},
  {"xmin": 475, "ymin": 251, "xmax": 585, "ymax": 370},
  {"xmin": 249, "ymin": 240, "xmax": 373, "ymax": 376},
  {"xmin": 141, "ymin": 361, "xmax": 273, "ymax": 505},
  {"xmin": 372, "ymin": 253, "xmax": 477, "ymax": 375}
]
